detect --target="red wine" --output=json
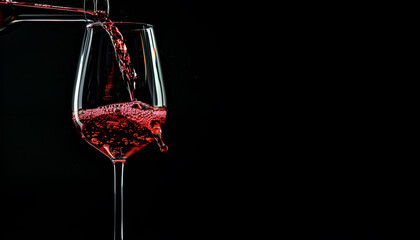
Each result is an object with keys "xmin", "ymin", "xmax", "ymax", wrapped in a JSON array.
[{"xmin": 73, "ymin": 101, "xmax": 168, "ymax": 159}]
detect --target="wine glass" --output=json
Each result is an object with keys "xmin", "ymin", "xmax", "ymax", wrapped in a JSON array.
[{"xmin": 72, "ymin": 22, "xmax": 167, "ymax": 240}]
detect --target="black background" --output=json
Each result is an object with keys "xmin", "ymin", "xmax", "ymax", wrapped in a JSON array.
[
  {"xmin": 0, "ymin": 1, "xmax": 262, "ymax": 239},
  {"xmin": 0, "ymin": 1, "xmax": 385, "ymax": 239}
]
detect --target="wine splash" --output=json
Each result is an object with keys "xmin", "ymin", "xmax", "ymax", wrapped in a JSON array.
[{"xmin": 74, "ymin": 101, "xmax": 168, "ymax": 159}]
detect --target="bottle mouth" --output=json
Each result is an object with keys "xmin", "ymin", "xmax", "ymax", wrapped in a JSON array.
[{"xmin": 84, "ymin": 0, "xmax": 110, "ymax": 16}]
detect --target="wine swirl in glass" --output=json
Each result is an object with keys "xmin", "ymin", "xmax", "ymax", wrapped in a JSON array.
[{"xmin": 72, "ymin": 21, "xmax": 167, "ymax": 240}]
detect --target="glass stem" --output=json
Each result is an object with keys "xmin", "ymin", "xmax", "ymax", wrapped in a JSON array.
[{"xmin": 113, "ymin": 160, "xmax": 125, "ymax": 240}]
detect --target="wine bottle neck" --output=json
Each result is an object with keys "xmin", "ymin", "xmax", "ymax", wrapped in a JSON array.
[{"xmin": 0, "ymin": 2, "xmax": 106, "ymax": 31}]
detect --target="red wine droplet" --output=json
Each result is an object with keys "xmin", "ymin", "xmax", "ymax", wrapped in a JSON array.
[{"xmin": 151, "ymin": 121, "xmax": 168, "ymax": 152}]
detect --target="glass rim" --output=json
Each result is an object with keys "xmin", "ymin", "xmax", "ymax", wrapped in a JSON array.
[{"xmin": 86, "ymin": 22, "xmax": 154, "ymax": 29}]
